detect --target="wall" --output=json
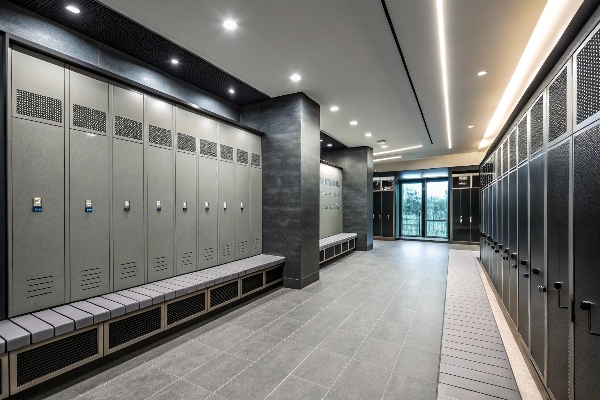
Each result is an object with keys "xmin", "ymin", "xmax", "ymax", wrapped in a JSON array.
[
  {"xmin": 319, "ymin": 164, "xmax": 343, "ymax": 239},
  {"xmin": 375, "ymin": 151, "xmax": 484, "ymax": 172}
]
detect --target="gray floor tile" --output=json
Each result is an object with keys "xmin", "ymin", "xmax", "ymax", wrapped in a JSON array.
[
  {"xmin": 266, "ymin": 375, "xmax": 329, "ymax": 400},
  {"xmin": 184, "ymin": 352, "xmax": 252, "ymax": 392},
  {"xmin": 331, "ymin": 359, "xmax": 391, "ymax": 400},
  {"xmin": 381, "ymin": 303, "xmax": 416, "ymax": 324},
  {"xmin": 229, "ymin": 311, "xmax": 281, "ymax": 331},
  {"xmin": 227, "ymin": 332, "xmax": 282, "ymax": 361},
  {"xmin": 260, "ymin": 300, "xmax": 296, "ymax": 316},
  {"xmin": 309, "ymin": 309, "xmax": 349, "ymax": 328},
  {"xmin": 285, "ymin": 304, "xmax": 323, "ymax": 322},
  {"xmin": 354, "ymin": 336, "xmax": 403, "ymax": 370},
  {"xmin": 151, "ymin": 341, "xmax": 221, "ymax": 377},
  {"xmin": 197, "ymin": 324, "xmax": 255, "ymax": 350},
  {"xmin": 282, "ymin": 291, "xmax": 314, "ymax": 304},
  {"xmin": 149, "ymin": 380, "xmax": 212, "ymax": 400},
  {"xmin": 369, "ymin": 319, "xmax": 410, "ymax": 343},
  {"xmin": 352, "ymin": 301, "xmax": 386, "ymax": 321},
  {"xmin": 318, "ymin": 329, "xmax": 365, "ymax": 358},
  {"xmin": 394, "ymin": 346, "xmax": 441, "ymax": 383},
  {"xmin": 215, "ymin": 363, "xmax": 287, "ymax": 400},
  {"xmin": 384, "ymin": 373, "xmax": 438, "ymax": 400},
  {"xmin": 292, "ymin": 349, "xmax": 350, "ymax": 388},
  {"xmin": 287, "ymin": 321, "xmax": 334, "ymax": 346},
  {"xmin": 260, "ymin": 317, "xmax": 305, "ymax": 339},
  {"xmin": 337, "ymin": 314, "xmax": 377, "ymax": 336},
  {"xmin": 258, "ymin": 339, "xmax": 315, "ymax": 373},
  {"xmin": 128, "ymin": 336, "xmax": 190, "ymax": 362}
]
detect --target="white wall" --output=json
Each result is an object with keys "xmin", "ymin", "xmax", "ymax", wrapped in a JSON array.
[{"xmin": 374, "ymin": 151, "xmax": 485, "ymax": 172}]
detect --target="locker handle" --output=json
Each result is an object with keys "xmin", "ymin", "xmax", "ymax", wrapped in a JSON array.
[
  {"xmin": 520, "ymin": 259, "xmax": 528, "ymax": 266},
  {"xmin": 205, "ymin": 202, "xmax": 210, "ymax": 210},
  {"xmin": 511, "ymin": 253, "xmax": 517, "ymax": 260},
  {"xmin": 579, "ymin": 301, "xmax": 600, "ymax": 336},
  {"xmin": 553, "ymin": 282, "xmax": 568, "ymax": 309},
  {"xmin": 460, "ymin": 216, "xmax": 462, "ymax": 224},
  {"xmin": 538, "ymin": 286, "xmax": 546, "ymax": 293},
  {"xmin": 470, "ymin": 216, "xmax": 472, "ymax": 223},
  {"xmin": 522, "ymin": 273, "xmax": 529, "ymax": 278},
  {"xmin": 532, "ymin": 268, "xmax": 540, "ymax": 275},
  {"xmin": 241, "ymin": 202, "xmax": 244, "ymax": 210}
]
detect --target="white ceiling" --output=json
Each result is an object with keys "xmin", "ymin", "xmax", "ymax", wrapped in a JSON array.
[{"xmin": 99, "ymin": 0, "xmax": 546, "ymax": 162}]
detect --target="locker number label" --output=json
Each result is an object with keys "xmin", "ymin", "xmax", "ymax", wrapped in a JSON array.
[
  {"xmin": 124, "ymin": 200, "xmax": 131, "ymax": 211},
  {"xmin": 183, "ymin": 202, "xmax": 187, "ymax": 211},
  {"xmin": 32, "ymin": 197, "xmax": 42, "ymax": 213},
  {"xmin": 85, "ymin": 200, "xmax": 93, "ymax": 213},
  {"xmin": 156, "ymin": 200, "xmax": 162, "ymax": 211}
]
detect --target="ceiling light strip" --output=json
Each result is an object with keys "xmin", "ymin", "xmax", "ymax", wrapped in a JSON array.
[
  {"xmin": 437, "ymin": 0, "xmax": 451, "ymax": 149},
  {"xmin": 373, "ymin": 145, "xmax": 423, "ymax": 156},
  {"xmin": 374, "ymin": 155, "xmax": 402, "ymax": 162}
]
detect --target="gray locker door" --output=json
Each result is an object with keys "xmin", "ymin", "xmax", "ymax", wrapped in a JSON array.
[
  {"xmin": 546, "ymin": 140, "xmax": 570, "ymax": 400},
  {"xmin": 175, "ymin": 151, "xmax": 197, "ymax": 275},
  {"xmin": 69, "ymin": 69, "xmax": 108, "ymax": 135},
  {"xmin": 501, "ymin": 176, "xmax": 510, "ymax": 304},
  {"xmin": 517, "ymin": 162, "xmax": 530, "ymax": 347},
  {"xmin": 198, "ymin": 156, "xmax": 219, "ymax": 269},
  {"xmin": 147, "ymin": 146, "xmax": 175, "ymax": 281},
  {"xmin": 234, "ymin": 128, "xmax": 250, "ymax": 260},
  {"xmin": 492, "ymin": 182, "xmax": 499, "ymax": 290},
  {"xmin": 249, "ymin": 133, "xmax": 262, "ymax": 256},
  {"xmin": 70, "ymin": 130, "xmax": 110, "ymax": 301},
  {"xmin": 11, "ymin": 118, "xmax": 65, "ymax": 316},
  {"xmin": 113, "ymin": 139, "xmax": 145, "ymax": 290},
  {"xmin": 529, "ymin": 153, "xmax": 546, "ymax": 375},
  {"xmin": 218, "ymin": 125, "xmax": 236, "ymax": 264},
  {"xmin": 508, "ymin": 170, "xmax": 519, "ymax": 325}
]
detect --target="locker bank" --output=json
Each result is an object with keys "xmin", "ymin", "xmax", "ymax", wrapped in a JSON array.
[{"xmin": 0, "ymin": 0, "xmax": 599, "ymax": 399}]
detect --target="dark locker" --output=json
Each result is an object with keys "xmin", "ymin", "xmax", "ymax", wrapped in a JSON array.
[
  {"xmin": 218, "ymin": 124, "xmax": 236, "ymax": 264},
  {"xmin": 249, "ymin": 133, "xmax": 262, "ymax": 256},
  {"xmin": 546, "ymin": 140, "xmax": 570, "ymax": 400},
  {"xmin": 517, "ymin": 163, "xmax": 530, "ymax": 347},
  {"xmin": 492, "ymin": 182, "xmax": 499, "ymax": 290},
  {"xmin": 374, "ymin": 192, "xmax": 382, "ymax": 236},
  {"xmin": 175, "ymin": 108, "xmax": 198, "ymax": 275},
  {"xmin": 452, "ymin": 189, "xmax": 471, "ymax": 242},
  {"xmin": 11, "ymin": 50, "xmax": 65, "ymax": 316},
  {"xmin": 382, "ymin": 191, "xmax": 394, "ymax": 237},
  {"xmin": 112, "ymin": 87, "xmax": 145, "ymax": 291},
  {"xmin": 470, "ymin": 187, "xmax": 480, "ymax": 243},
  {"xmin": 501, "ymin": 177, "xmax": 509, "ymax": 304},
  {"xmin": 146, "ymin": 97, "xmax": 175, "ymax": 282},
  {"xmin": 234, "ymin": 129, "xmax": 250, "ymax": 260},
  {"xmin": 508, "ymin": 170, "xmax": 519, "ymax": 324}
]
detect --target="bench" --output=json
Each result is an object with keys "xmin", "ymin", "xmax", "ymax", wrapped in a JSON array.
[
  {"xmin": 0, "ymin": 254, "xmax": 285, "ymax": 396},
  {"xmin": 319, "ymin": 233, "xmax": 357, "ymax": 263}
]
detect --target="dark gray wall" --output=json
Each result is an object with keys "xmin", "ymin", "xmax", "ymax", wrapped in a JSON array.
[
  {"xmin": 321, "ymin": 147, "xmax": 374, "ymax": 251},
  {"xmin": 241, "ymin": 93, "xmax": 321, "ymax": 289},
  {"xmin": 0, "ymin": 1, "xmax": 239, "ymax": 121}
]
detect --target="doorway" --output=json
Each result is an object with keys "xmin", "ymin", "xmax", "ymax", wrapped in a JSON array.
[{"xmin": 400, "ymin": 179, "xmax": 449, "ymax": 239}]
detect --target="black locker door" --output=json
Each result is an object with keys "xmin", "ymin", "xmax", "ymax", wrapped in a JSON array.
[
  {"xmin": 470, "ymin": 187, "xmax": 480, "ymax": 243},
  {"xmin": 486, "ymin": 187, "xmax": 492, "ymax": 275},
  {"xmin": 483, "ymin": 188, "xmax": 489, "ymax": 273},
  {"xmin": 518, "ymin": 163, "xmax": 530, "ymax": 347},
  {"xmin": 452, "ymin": 189, "xmax": 471, "ymax": 242},
  {"xmin": 492, "ymin": 182, "xmax": 499, "ymax": 289},
  {"xmin": 547, "ymin": 140, "xmax": 570, "ymax": 400},
  {"xmin": 502, "ymin": 177, "xmax": 510, "ymax": 304},
  {"xmin": 508, "ymin": 170, "xmax": 519, "ymax": 324},
  {"xmin": 382, "ymin": 191, "xmax": 394, "ymax": 237},
  {"xmin": 574, "ymin": 125, "xmax": 600, "ymax": 399},
  {"xmin": 373, "ymin": 192, "xmax": 382, "ymax": 237},
  {"xmin": 529, "ymin": 153, "xmax": 546, "ymax": 376}
]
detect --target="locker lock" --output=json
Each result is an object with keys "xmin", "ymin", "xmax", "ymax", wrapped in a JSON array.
[
  {"xmin": 520, "ymin": 259, "xmax": 528, "ymax": 266},
  {"xmin": 205, "ymin": 202, "xmax": 210, "ymax": 210},
  {"xmin": 498, "ymin": 244, "xmax": 503, "ymax": 250},
  {"xmin": 503, "ymin": 248, "xmax": 509, "ymax": 254},
  {"xmin": 532, "ymin": 268, "xmax": 540, "ymax": 275},
  {"xmin": 511, "ymin": 253, "xmax": 517, "ymax": 260},
  {"xmin": 538, "ymin": 286, "xmax": 547, "ymax": 293},
  {"xmin": 553, "ymin": 282, "xmax": 562, "ymax": 290},
  {"xmin": 85, "ymin": 200, "xmax": 93, "ymax": 213},
  {"xmin": 579, "ymin": 301, "xmax": 600, "ymax": 336},
  {"xmin": 32, "ymin": 197, "xmax": 42, "ymax": 213},
  {"xmin": 183, "ymin": 202, "xmax": 188, "ymax": 212},
  {"xmin": 124, "ymin": 200, "xmax": 131, "ymax": 212},
  {"xmin": 523, "ymin": 272, "xmax": 529, "ymax": 278},
  {"xmin": 156, "ymin": 201, "xmax": 162, "ymax": 211},
  {"xmin": 512, "ymin": 264, "xmax": 518, "ymax": 269}
]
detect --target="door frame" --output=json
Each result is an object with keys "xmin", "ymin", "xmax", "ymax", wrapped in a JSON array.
[{"xmin": 398, "ymin": 178, "xmax": 449, "ymax": 239}]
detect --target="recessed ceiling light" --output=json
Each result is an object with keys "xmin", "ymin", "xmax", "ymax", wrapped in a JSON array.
[
  {"xmin": 374, "ymin": 155, "xmax": 402, "ymax": 162},
  {"xmin": 223, "ymin": 20, "xmax": 238, "ymax": 30},
  {"xmin": 171, "ymin": 59, "xmax": 179, "ymax": 65},
  {"xmin": 477, "ymin": 71, "xmax": 487, "ymax": 76},
  {"xmin": 381, "ymin": 145, "xmax": 389, "ymax": 148},
  {"xmin": 327, "ymin": 144, "xmax": 333, "ymax": 147},
  {"xmin": 350, "ymin": 121, "xmax": 358, "ymax": 126},
  {"xmin": 365, "ymin": 133, "xmax": 372, "ymax": 137},
  {"xmin": 290, "ymin": 74, "xmax": 302, "ymax": 82},
  {"xmin": 330, "ymin": 106, "xmax": 339, "ymax": 112},
  {"xmin": 228, "ymin": 89, "xmax": 235, "ymax": 94},
  {"xmin": 66, "ymin": 5, "xmax": 80, "ymax": 13},
  {"xmin": 373, "ymin": 145, "xmax": 423, "ymax": 156},
  {"xmin": 468, "ymin": 125, "xmax": 474, "ymax": 128}
]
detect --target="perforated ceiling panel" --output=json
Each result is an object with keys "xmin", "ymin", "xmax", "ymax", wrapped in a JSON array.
[
  {"xmin": 576, "ymin": 30, "xmax": 600, "ymax": 124},
  {"xmin": 530, "ymin": 97, "xmax": 544, "ymax": 157},
  {"xmin": 549, "ymin": 68, "xmax": 568, "ymax": 142},
  {"xmin": 509, "ymin": 130, "xmax": 516, "ymax": 170},
  {"xmin": 518, "ymin": 116, "xmax": 528, "ymax": 163}
]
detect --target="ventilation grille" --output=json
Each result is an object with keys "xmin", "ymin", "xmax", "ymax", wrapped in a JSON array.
[
  {"xmin": 509, "ymin": 130, "xmax": 517, "ymax": 170},
  {"xmin": 16, "ymin": 328, "xmax": 98, "ymax": 387},
  {"xmin": 222, "ymin": 244, "xmax": 232, "ymax": 258},
  {"xmin": 203, "ymin": 248, "xmax": 215, "ymax": 262},
  {"xmin": 73, "ymin": 104, "xmax": 106, "ymax": 132},
  {"xmin": 242, "ymin": 274, "xmax": 264, "ymax": 295},
  {"xmin": 577, "ymin": 30, "xmax": 600, "ymax": 124},
  {"xmin": 220, "ymin": 144, "xmax": 234, "ymax": 161},
  {"xmin": 530, "ymin": 97, "xmax": 544, "ymax": 157},
  {"xmin": 252, "ymin": 239, "xmax": 261, "ymax": 252},
  {"xmin": 266, "ymin": 265, "xmax": 284, "ymax": 284},
  {"xmin": 210, "ymin": 281, "xmax": 239, "ymax": 308},
  {"xmin": 115, "ymin": 116, "xmax": 142, "ymax": 141},
  {"xmin": 179, "ymin": 252, "xmax": 193, "ymax": 270},
  {"xmin": 166, "ymin": 292, "xmax": 206, "ymax": 326},
  {"xmin": 27, "ymin": 276, "xmax": 54, "ymax": 299},
  {"xmin": 177, "ymin": 133, "xmax": 196, "ymax": 153},
  {"xmin": 549, "ymin": 68, "xmax": 568, "ymax": 142},
  {"xmin": 518, "ymin": 117, "xmax": 528, "ymax": 163},
  {"xmin": 154, "ymin": 257, "xmax": 168, "ymax": 274},
  {"xmin": 237, "ymin": 149, "xmax": 249, "ymax": 164},
  {"xmin": 16, "ymin": 89, "xmax": 62, "ymax": 123},
  {"xmin": 119, "ymin": 262, "xmax": 139, "ymax": 281},
  {"xmin": 251, "ymin": 153, "xmax": 261, "ymax": 167},
  {"xmin": 199, "ymin": 139, "xmax": 217, "ymax": 158},
  {"xmin": 80, "ymin": 267, "xmax": 102, "ymax": 292},
  {"xmin": 237, "ymin": 241, "xmax": 248, "ymax": 255},
  {"xmin": 108, "ymin": 307, "xmax": 162, "ymax": 349},
  {"xmin": 149, "ymin": 125, "xmax": 172, "ymax": 147},
  {"xmin": 502, "ymin": 141, "xmax": 508, "ymax": 175}
]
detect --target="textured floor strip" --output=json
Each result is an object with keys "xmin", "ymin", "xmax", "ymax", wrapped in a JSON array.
[{"xmin": 438, "ymin": 250, "xmax": 522, "ymax": 400}]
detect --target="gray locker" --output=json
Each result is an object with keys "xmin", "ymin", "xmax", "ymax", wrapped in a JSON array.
[
  {"xmin": 517, "ymin": 163, "xmax": 530, "ymax": 347},
  {"xmin": 508, "ymin": 170, "xmax": 518, "ymax": 324},
  {"xmin": 10, "ymin": 49, "xmax": 65, "ymax": 316},
  {"xmin": 234, "ymin": 129, "xmax": 250, "ymax": 260},
  {"xmin": 197, "ymin": 116, "xmax": 219, "ymax": 270},
  {"xmin": 175, "ymin": 108, "xmax": 198, "ymax": 275},
  {"xmin": 218, "ymin": 124, "xmax": 236, "ymax": 264},
  {"xmin": 146, "ymin": 97, "xmax": 175, "ymax": 282},
  {"xmin": 501, "ymin": 176, "xmax": 509, "ymax": 304},
  {"xmin": 112, "ymin": 87, "xmax": 145, "ymax": 291},
  {"xmin": 69, "ymin": 70, "xmax": 110, "ymax": 301},
  {"xmin": 249, "ymin": 133, "xmax": 262, "ymax": 257}
]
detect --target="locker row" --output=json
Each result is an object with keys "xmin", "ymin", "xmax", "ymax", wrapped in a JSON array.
[
  {"xmin": 480, "ymin": 21, "xmax": 600, "ymax": 400},
  {"xmin": 8, "ymin": 47, "xmax": 263, "ymax": 317}
]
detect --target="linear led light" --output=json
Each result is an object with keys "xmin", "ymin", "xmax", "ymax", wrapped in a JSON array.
[
  {"xmin": 437, "ymin": 0, "xmax": 451, "ymax": 149},
  {"xmin": 374, "ymin": 155, "xmax": 402, "ymax": 162},
  {"xmin": 373, "ymin": 145, "xmax": 423, "ymax": 156},
  {"xmin": 479, "ymin": 0, "xmax": 584, "ymax": 149}
]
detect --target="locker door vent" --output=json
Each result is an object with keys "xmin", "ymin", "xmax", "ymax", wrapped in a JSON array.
[
  {"xmin": 237, "ymin": 241, "xmax": 249, "ymax": 255},
  {"xmin": 251, "ymin": 153, "xmax": 261, "ymax": 167},
  {"xmin": 549, "ymin": 68, "xmax": 568, "ymax": 141},
  {"xmin": 80, "ymin": 267, "xmax": 102, "ymax": 292},
  {"xmin": 576, "ymin": 30, "xmax": 600, "ymax": 124},
  {"xmin": 119, "ymin": 262, "xmax": 139, "ymax": 281},
  {"xmin": 199, "ymin": 139, "xmax": 217, "ymax": 158},
  {"xmin": 166, "ymin": 292, "xmax": 206, "ymax": 326},
  {"xmin": 236, "ymin": 149, "xmax": 249, "ymax": 164},
  {"xmin": 177, "ymin": 132, "xmax": 196, "ymax": 153},
  {"xmin": 73, "ymin": 104, "xmax": 106, "ymax": 133},
  {"xmin": 501, "ymin": 141, "xmax": 508, "ymax": 175},
  {"xmin": 222, "ymin": 244, "xmax": 232, "ymax": 258},
  {"xmin": 26, "ymin": 276, "xmax": 55, "ymax": 299},
  {"xmin": 266, "ymin": 266, "xmax": 284, "ymax": 284},
  {"xmin": 220, "ymin": 144, "xmax": 234, "ymax": 161},
  {"xmin": 509, "ymin": 130, "xmax": 517, "ymax": 170},
  {"xmin": 179, "ymin": 252, "xmax": 194, "ymax": 270},
  {"xmin": 210, "ymin": 281, "xmax": 239, "ymax": 308},
  {"xmin": 115, "ymin": 116, "xmax": 143, "ymax": 141},
  {"xmin": 203, "ymin": 248, "xmax": 215, "ymax": 262},
  {"xmin": 154, "ymin": 257, "xmax": 168, "ymax": 274},
  {"xmin": 16, "ymin": 328, "xmax": 98, "ymax": 388},
  {"xmin": 518, "ymin": 116, "xmax": 528, "ymax": 164},
  {"xmin": 242, "ymin": 273, "xmax": 263, "ymax": 295},
  {"xmin": 16, "ymin": 89, "xmax": 62, "ymax": 123},
  {"xmin": 530, "ymin": 97, "xmax": 544, "ymax": 157},
  {"xmin": 108, "ymin": 307, "xmax": 161, "ymax": 349},
  {"xmin": 149, "ymin": 125, "xmax": 172, "ymax": 147},
  {"xmin": 252, "ymin": 239, "xmax": 261, "ymax": 252}
]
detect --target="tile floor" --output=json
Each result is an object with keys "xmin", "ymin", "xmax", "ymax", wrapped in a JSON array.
[{"xmin": 18, "ymin": 241, "xmax": 452, "ymax": 400}]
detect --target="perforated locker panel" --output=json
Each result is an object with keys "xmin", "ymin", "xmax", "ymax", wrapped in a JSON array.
[
  {"xmin": 249, "ymin": 132, "xmax": 262, "ymax": 257},
  {"xmin": 502, "ymin": 141, "xmax": 508, "ymax": 175},
  {"xmin": 508, "ymin": 170, "xmax": 519, "ymax": 324},
  {"xmin": 546, "ymin": 140, "xmax": 570, "ymax": 400},
  {"xmin": 11, "ymin": 118, "xmax": 65, "ymax": 316},
  {"xmin": 530, "ymin": 97, "xmax": 544, "ymax": 157},
  {"xmin": 549, "ymin": 67, "xmax": 568, "ymax": 143},
  {"xmin": 69, "ymin": 69, "xmax": 108, "ymax": 134},
  {"xmin": 218, "ymin": 124, "xmax": 236, "ymax": 264},
  {"xmin": 529, "ymin": 153, "xmax": 546, "ymax": 375},
  {"xmin": 235, "ymin": 129, "xmax": 250, "ymax": 260},
  {"xmin": 113, "ymin": 86, "xmax": 143, "ymax": 142},
  {"xmin": 517, "ymin": 163, "xmax": 530, "ymax": 347},
  {"xmin": 70, "ymin": 131, "xmax": 110, "ymax": 301},
  {"xmin": 518, "ymin": 116, "xmax": 529, "ymax": 164},
  {"xmin": 576, "ymin": 28, "xmax": 600, "ymax": 126},
  {"xmin": 501, "ymin": 176, "xmax": 509, "ymax": 304},
  {"xmin": 198, "ymin": 156, "xmax": 218, "ymax": 270},
  {"xmin": 509, "ymin": 130, "xmax": 517, "ymax": 171}
]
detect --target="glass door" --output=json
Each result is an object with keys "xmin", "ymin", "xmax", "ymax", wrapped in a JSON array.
[
  {"xmin": 401, "ymin": 182, "xmax": 423, "ymax": 237},
  {"xmin": 400, "ymin": 179, "xmax": 449, "ymax": 239},
  {"xmin": 425, "ymin": 180, "xmax": 449, "ymax": 238}
]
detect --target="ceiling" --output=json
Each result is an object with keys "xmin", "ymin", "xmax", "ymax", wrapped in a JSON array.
[{"xmin": 94, "ymin": 0, "xmax": 546, "ymax": 162}]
